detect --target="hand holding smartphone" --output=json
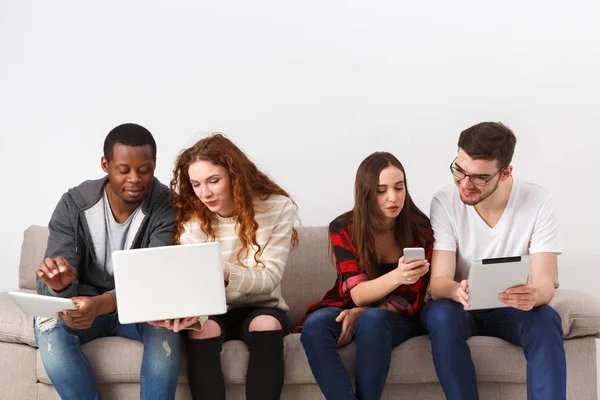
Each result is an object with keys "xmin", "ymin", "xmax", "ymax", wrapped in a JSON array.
[{"xmin": 396, "ymin": 247, "xmax": 428, "ymax": 285}]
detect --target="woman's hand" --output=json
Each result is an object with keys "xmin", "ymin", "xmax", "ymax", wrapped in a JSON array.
[
  {"xmin": 394, "ymin": 256, "xmax": 429, "ymax": 285},
  {"xmin": 378, "ymin": 302, "xmax": 399, "ymax": 313},
  {"xmin": 335, "ymin": 307, "xmax": 368, "ymax": 347},
  {"xmin": 223, "ymin": 263, "xmax": 230, "ymax": 286}
]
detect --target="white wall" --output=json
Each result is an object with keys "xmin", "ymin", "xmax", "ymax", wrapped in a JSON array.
[{"xmin": 1, "ymin": 0, "xmax": 598, "ymax": 393}]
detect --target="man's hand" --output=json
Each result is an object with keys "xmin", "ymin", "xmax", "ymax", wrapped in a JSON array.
[
  {"xmin": 498, "ymin": 282, "xmax": 537, "ymax": 311},
  {"xmin": 149, "ymin": 317, "xmax": 199, "ymax": 332},
  {"xmin": 335, "ymin": 307, "xmax": 367, "ymax": 347},
  {"xmin": 57, "ymin": 296, "xmax": 98, "ymax": 329},
  {"xmin": 36, "ymin": 257, "xmax": 77, "ymax": 291},
  {"xmin": 456, "ymin": 280, "xmax": 470, "ymax": 308}
]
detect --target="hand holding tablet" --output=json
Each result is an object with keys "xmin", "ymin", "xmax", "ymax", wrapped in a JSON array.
[
  {"xmin": 465, "ymin": 256, "xmax": 530, "ymax": 311},
  {"xmin": 456, "ymin": 280, "xmax": 470, "ymax": 308},
  {"xmin": 498, "ymin": 281, "xmax": 538, "ymax": 311}
]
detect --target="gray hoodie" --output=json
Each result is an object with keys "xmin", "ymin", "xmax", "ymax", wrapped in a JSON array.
[{"xmin": 36, "ymin": 176, "xmax": 176, "ymax": 309}]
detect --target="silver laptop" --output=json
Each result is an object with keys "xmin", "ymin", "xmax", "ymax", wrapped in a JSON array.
[
  {"xmin": 113, "ymin": 242, "xmax": 227, "ymax": 324},
  {"xmin": 466, "ymin": 255, "xmax": 530, "ymax": 311}
]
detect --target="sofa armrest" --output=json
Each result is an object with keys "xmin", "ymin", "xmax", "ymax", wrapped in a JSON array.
[
  {"xmin": 550, "ymin": 289, "xmax": 600, "ymax": 339},
  {"xmin": 0, "ymin": 291, "xmax": 37, "ymax": 347}
]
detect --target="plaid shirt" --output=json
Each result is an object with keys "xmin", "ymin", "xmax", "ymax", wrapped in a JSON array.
[{"xmin": 296, "ymin": 214, "xmax": 433, "ymax": 330}]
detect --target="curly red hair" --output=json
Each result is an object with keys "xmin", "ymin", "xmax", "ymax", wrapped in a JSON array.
[{"xmin": 170, "ymin": 134, "xmax": 298, "ymax": 268}]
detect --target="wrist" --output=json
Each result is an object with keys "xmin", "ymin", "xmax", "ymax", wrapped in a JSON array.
[
  {"xmin": 354, "ymin": 306, "xmax": 369, "ymax": 315},
  {"xmin": 391, "ymin": 269, "xmax": 404, "ymax": 286},
  {"xmin": 52, "ymin": 282, "xmax": 71, "ymax": 292},
  {"xmin": 96, "ymin": 293, "xmax": 116, "ymax": 315},
  {"xmin": 431, "ymin": 277, "xmax": 458, "ymax": 301},
  {"xmin": 452, "ymin": 281, "xmax": 464, "ymax": 303}
]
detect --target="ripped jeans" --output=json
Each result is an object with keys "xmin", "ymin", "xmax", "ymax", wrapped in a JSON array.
[{"xmin": 34, "ymin": 314, "xmax": 182, "ymax": 400}]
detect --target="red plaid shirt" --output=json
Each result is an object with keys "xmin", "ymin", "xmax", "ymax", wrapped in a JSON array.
[{"xmin": 296, "ymin": 214, "xmax": 433, "ymax": 330}]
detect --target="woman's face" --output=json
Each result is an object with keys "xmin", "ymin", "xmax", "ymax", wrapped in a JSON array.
[
  {"xmin": 188, "ymin": 160, "xmax": 235, "ymax": 217},
  {"xmin": 376, "ymin": 166, "xmax": 406, "ymax": 222}
]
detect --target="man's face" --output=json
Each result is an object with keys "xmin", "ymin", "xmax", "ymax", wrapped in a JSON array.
[
  {"xmin": 101, "ymin": 143, "xmax": 155, "ymax": 205},
  {"xmin": 453, "ymin": 148, "xmax": 509, "ymax": 206}
]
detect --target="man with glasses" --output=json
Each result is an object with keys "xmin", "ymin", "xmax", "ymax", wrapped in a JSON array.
[{"xmin": 422, "ymin": 122, "xmax": 565, "ymax": 400}]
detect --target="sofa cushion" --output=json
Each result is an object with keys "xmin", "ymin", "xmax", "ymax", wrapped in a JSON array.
[
  {"xmin": 0, "ymin": 342, "xmax": 38, "ymax": 399},
  {"xmin": 19, "ymin": 225, "xmax": 49, "ymax": 291},
  {"xmin": 16, "ymin": 225, "xmax": 600, "ymax": 340},
  {"xmin": 36, "ymin": 337, "xmax": 261, "ymax": 385},
  {"xmin": 0, "ymin": 290, "xmax": 36, "ymax": 346},
  {"xmin": 550, "ymin": 289, "xmax": 600, "ymax": 339},
  {"xmin": 283, "ymin": 226, "xmax": 336, "ymax": 327},
  {"xmin": 18, "ymin": 225, "xmax": 338, "ymax": 329},
  {"xmin": 283, "ymin": 333, "xmax": 528, "ymax": 384},
  {"xmin": 36, "ymin": 333, "xmax": 530, "ymax": 385},
  {"xmin": 37, "ymin": 336, "xmax": 188, "ymax": 385}
]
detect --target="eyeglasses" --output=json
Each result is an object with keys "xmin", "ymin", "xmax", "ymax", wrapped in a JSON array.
[{"xmin": 449, "ymin": 157, "xmax": 505, "ymax": 187}]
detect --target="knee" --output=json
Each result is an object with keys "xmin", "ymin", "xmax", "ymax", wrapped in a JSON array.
[
  {"xmin": 188, "ymin": 319, "xmax": 222, "ymax": 340},
  {"xmin": 525, "ymin": 305, "xmax": 563, "ymax": 336},
  {"xmin": 34, "ymin": 317, "xmax": 63, "ymax": 336},
  {"xmin": 354, "ymin": 308, "xmax": 391, "ymax": 340},
  {"xmin": 301, "ymin": 308, "xmax": 339, "ymax": 345},
  {"xmin": 423, "ymin": 300, "xmax": 464, "ymax": 331},
  {"xmin": 34, "ymin": 318, "xmax": 71, "ymax": 364},
  {"xmin": 356, "ymin": 307, "xmax": 389, "ymax": 325},
  {"xmin": 248, "ymin": 315, "xmax": 281, "ymax": 332}
]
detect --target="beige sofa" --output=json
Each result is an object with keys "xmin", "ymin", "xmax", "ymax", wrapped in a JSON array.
[{"xmin": 1, "ymin": 225, "xmax": 599, "ymax": 399}]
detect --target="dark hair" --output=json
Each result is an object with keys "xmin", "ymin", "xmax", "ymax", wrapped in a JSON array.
[
  {"xmin": 103, "ymin": 123, "xmax": 157, "ymax": 162},
  {"xmin": 170, "ymin": 133, "xmax": 298, "ymax": 267},
  {"xmin": 457, "ymin": 122, "xmax": 517, "ymax": 167},
  {"xmin": 342, "ymin": 152, "xmax": 431, "ymax": 280}
]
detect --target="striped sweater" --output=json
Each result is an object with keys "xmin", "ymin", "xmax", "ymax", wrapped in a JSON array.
[{"xmin": 180, "ymin": 194, "xmax": 295, "ymax": 312}]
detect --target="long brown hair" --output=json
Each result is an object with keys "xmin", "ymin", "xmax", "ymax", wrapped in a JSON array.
[
  {"xmin": 170, "ymin": 134, "xmax": 298, "ymax": 267},
  {"xmin": 345, "ymin": 151, "xmax": 431, "ymax": 279}
]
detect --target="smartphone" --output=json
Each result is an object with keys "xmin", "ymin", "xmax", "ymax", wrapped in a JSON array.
[{"xmin": 403, "ymin": 247, "xmax": 425, "ymax": 263}]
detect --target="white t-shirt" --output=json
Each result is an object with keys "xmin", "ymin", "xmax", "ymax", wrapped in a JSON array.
[{"xmin": 430, "ymin": 177, "xmax": 562, "ymax": 282}]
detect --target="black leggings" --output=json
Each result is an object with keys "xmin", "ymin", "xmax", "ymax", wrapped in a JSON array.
[{"xmin": 186, "ymin": 307, "xmax": 290, "ymax": 400}]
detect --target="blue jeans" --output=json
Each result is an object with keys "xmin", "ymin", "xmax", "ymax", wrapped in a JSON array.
[
  {"xmin": 421, "ymin": 300, "xmax": 566, "ymax": 400},
  {"xmin": 34, "ymin": 314, "xmax": 182, "ymax": 400},
  {"xmin": 301, "ymin": 307, "xmax": 422, "ymax": 400}
]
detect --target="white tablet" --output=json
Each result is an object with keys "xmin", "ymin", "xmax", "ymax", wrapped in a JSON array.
[
  {"xmin": 8, "ymin": 291, "xmax": 77, "ymax": 318},
  {"xmin": 466, "ymin": 256, "xmax": 530, "ymax": 311}
]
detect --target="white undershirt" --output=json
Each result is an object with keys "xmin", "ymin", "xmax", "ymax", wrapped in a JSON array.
[{"xmin": 101, "ymin": 190, "xmax": 141, "ymax": 275}]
